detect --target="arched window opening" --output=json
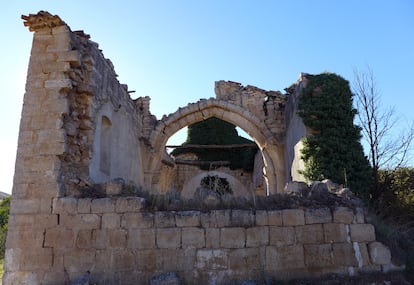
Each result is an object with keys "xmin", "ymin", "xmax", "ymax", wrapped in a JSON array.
[{"xmin": 100, "ymin": 116, "xmax": 112, "ymax": 175}]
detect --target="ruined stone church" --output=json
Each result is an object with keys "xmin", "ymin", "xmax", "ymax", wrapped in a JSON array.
[{"xmin": 4, "ymin": 11, "xmax": 397, "ymax": 285}]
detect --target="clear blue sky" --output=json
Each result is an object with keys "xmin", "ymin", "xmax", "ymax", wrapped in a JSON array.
[{"xmin": 1, "ymin": 1, "xmax": 413, "ymax": 194}]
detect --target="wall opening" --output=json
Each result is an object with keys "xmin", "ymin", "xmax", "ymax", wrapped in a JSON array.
[{"xmin": 100, "ymin": 116, "xmax": 112, "ymax": 175}]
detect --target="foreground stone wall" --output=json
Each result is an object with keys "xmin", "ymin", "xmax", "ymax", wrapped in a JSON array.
[{"xmin": 6, "ymin": 197, "xmax": 393, "ymax": 284}]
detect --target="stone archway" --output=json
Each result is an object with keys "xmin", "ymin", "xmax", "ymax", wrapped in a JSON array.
[{"xmin": 144, "ymin": 98, "xmax": 286, "ymax": 194}]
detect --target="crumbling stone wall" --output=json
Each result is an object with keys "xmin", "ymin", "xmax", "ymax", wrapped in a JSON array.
[{"xmin": 5, "ymin": 11, "xmax": 398, "ymax": 285}]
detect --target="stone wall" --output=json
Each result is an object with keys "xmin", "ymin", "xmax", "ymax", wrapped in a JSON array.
[
  {"xmin": 6, "ymin": 197, "xmax": 393, "ymax": 284},
  {"xmin": 5, "ymin": 11, "xmax": 398, "ymax": 285}
]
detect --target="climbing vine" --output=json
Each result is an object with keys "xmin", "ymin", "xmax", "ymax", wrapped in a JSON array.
[{"xmin": 298, "ymin": 73, "xmax": 372, "ymax": 198}]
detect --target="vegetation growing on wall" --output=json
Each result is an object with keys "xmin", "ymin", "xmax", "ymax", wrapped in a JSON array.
[
  {"xmin": 171, "ymin": 117, "xmax": 258, "ymax": 171},
  {"xmin": 0, "ymin": 197, "xmax": 10, "ymax": 258},
  {"xmin": 298, "ymin": 73, "xmax": 372, "ymax": 198},
  {"xmin": 200, "ymin": 175, "xmax": 232, "ymax": 196}
]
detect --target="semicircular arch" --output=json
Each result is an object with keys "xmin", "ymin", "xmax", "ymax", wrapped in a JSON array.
[{"xmin": 145, "ymin": 98, "xmax": 285, "ymax": 194}]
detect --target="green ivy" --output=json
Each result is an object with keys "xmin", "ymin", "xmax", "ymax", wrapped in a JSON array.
[
  {"xmin": 171, "ymin": 117, "xmax": 258, "ymax": 171},
  {"xmin": 298, "ymin": 73, "xmax": 372, "ymax": 198}
]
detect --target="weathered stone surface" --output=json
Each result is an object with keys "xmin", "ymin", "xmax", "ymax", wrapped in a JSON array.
[
  {"xmin": 269, "ymin": 226, "xmax": 295, "ymax": 247},
  {"xmin": 154, "ymin": 211, "xmax": 176, "ymax": 228},
  {"xmin": 121, "ymin": 212, "xmax": 154, "ymax": 228},
  {"xmin": 304, "ymin": 244, "xmax": 333, "ymax": 268},
  {"xmin": 282, "ymin": 209, "xmax": 305, "ymax": 226},
  {"xmin": 334, "ymin": 207, "xmax": 354, "ymax": 224},
  {"xmin": 205, "ymin": 228, "xmax": 220, "ymax": 248},
  {"xmin": 91, "ymin": 198, "xmax": 115, "ymax": 213},
  {"xmin": 350, "ymin": 224, "xmax": 376, "ymax": 242},
  {"xmin": 255, "ymin": 210, "xmax": 268, "ymax": 226},
  {"xmin": 181, "ymin": 227, "xmax": 205, "ymax": 248},
  {"xmin": 229, "ymin": 248, "xmax": 263, "ymax": 270},
  {"xmin": 115, "ymin": 197, "xmax": 145, "ymax": 213},
  {"xmin": 231, "ymin": 209, "xmax": 254, "ymax": 227},
  {"xmin": 246, "ymin": 226, "xmax": 269, "ymax": 247},
  {"xmin": 220, "ymin": 227, "xmax": 246, "ymax": 248},
  {"xmin": 157, "ymin": 228, "xmax": 181, "ymax": 249},
  {"xmin": 332, "ymin": 243, "xmax": 357, "ymax": 266},
  {"xmin": 102, "ymin": 213, "xmax": 120, "ymax": 229},
  {"xmin": 267, "ymin": 210, "xmax": 283, "ymax": 226},
  {"xmin": 175, "ymin": 211, "xmax": 200, "ymax": 227},
  {"xmin": 295, "ymin": 224, "xmax": 324, "ymax": 244},
  {"xmin": 305, "ymin": 208, "xmax": 332, "ymax": 224},
  {"xmin": 44, "ymin": 227, "xmax": 74, "ymax": 248},
  {"xmin": 196, "ymin": 249, "xmax": 228, "ymax": 270},
  {"xmin": 128, "ymin": 229, "xmax": 156, "ymax": 249},
  {"xmin": 368, "ymin": 242, "xmax": 391, "ymax": 265},
  {"xmin": 265, "ymin": 245, "xmax": 305, "ymax": 270},
  {"xmin": 324, "ymin": 223, "xmax": 348, "ymax": 243}
]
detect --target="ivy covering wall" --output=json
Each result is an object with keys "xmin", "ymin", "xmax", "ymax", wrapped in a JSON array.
[
  {"xmin": 298, "ymin": 73, "xmax": 372, "ymax": 198},
  {"xmin": 171, "ymin": 117, "xmax": 258, "ymax": 171}
]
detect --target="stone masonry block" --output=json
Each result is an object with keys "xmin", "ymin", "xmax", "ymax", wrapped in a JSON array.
[
  {"xmin": 10, "ymin": 198, "xmax": 40, "ymax": 214},
  {"xmin": 121, "ymin": 212, "xmax": 154, "ymax": 228},
  {"xmin": 282, "ymin": 209, "xmax": 305, "ymax": 226},
  {"xmin": 157, "ymin": 228, "xmax": 181, "ymax": 249},
  {"xmin": 8, "ymin": 214, "xmax": 35, "ymax": 229},
  {"xmin": 305, "ymin": 208, "xmax": 332, "ymax": 224},
  {"xmin": 61, "ymin": 214, "xmax": 100, "ymax": 230},
  {"xmin": 295, "ymin": 224, "xmax": 324, "ymax": 244},
  {"xmin": 76, "ymin": 230, "xmax": 92, "ymax": 248},
  {"xmin": 108, "ymin": 229, "xmax": 127, "ymax": 248},
  {"xmin": 175, "ymin": 211, "xmax": 201, "ymax": 227},
  {"xmin": 128, "ymin": 229, "xmax": 156, "ymax": 249},
  {"xmin": 91, "ymin": 198, "xmax": 115, "ymax": 213},
  {"xmin": 220, "ymin": 227, "xmax": 245, "ymax": 248},
  {"xmin": 255, "ymin": 210, "xmax": 268, "ymax": 226},
  {"xmin": 19, "ymin": 248, "xmax": 53, "ymax": 271},
  {"xmin": 205, "ymin": 228, "xmax": 220, "ymax": 248},
  {"xmin": 269, "ymin": 226, "xmax": 295, "ymax": 247},
  {"xmin": 135, "ymin": 249, "xmax": 159, "ymax": 271},
  {"xmin": 304, "ymin": 244, "xmax": 333, "ymax": 268},
  {"xmin": 92, "ymin": 230, "xmax": 108, "ymax": 249},
  {"xmin": 196, "ymin": 249, "xmax": 228, "ymax": 270},
  {"xmin": 64, "ymin": 249, "xmax": 95, "ymax": 273},
  {"xmin": 334, "ymin": 207, "xmax": 354, "ymax": 224},
  {"xmin": 157, "ymin": 248, "xmax": 196, "ymax": 271},
  {"xmin": 6, "ymin": 229, "xmax": 44, "ymax": 249},
  {"xmin": 35, "ymin": 214, "xmax": 58, "ymax": 229},
  {"xmin": 44, "ymin": 227, "xmax": 74, "ymax": 248},
  {"xmin": 368, "ymin": 242, "xmax": 391, "ymax": 265},
  {"xmin": 324, "ymin": 223, "xmax": 348, "ymax": 243},
  {"xmin": 215, "ymin": 210, "xmax": 232, "ymax": 227},
  {"xmin": 350, "ymin": 224, "xmax": 376, "ymax": 242},
  {"xmin": 332, "ymin": 243, "xmax": 357, "ymax": 266},
  {"xmin": 267, "ymin": 210, "xmax": 283, "ymax": 226},
  {"xmin": 200, "ymin": 211, "xmax": 217, "ymax": 228},
  {"xmin": 115, "ymin": 197, "xmax": 145, "ymax": 213},
  {"xmin": 231, "ymin": 209, "xmax": 254, "ymax": 227},
  {"xmin": 246, "ymin": 226, "xmax": 269, "ymax": 247},
  {"xmin": 44, "ymin": 78, "xmax": 72, "ymax": 89},
  {"xmin": 102, "ymin": 213, "xmax": 120, "ymax": 229},
  {"xmin": 265, "ymin": 245, "xmax": 305, "ymax": 270},
  {"xmin": 229, "ymin": 248, "xmax": 263, "ymax": 270},
  {"xmin": 77, "ymin": 198, "xmax": 91, "ymax": 213},
  {"xmin": 154, "ymin": 211, "xmax": 176, "ymax": 227},
  {"xmin": 182, "ymin": 227, "xmax": 205, "ymax": 248}
]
